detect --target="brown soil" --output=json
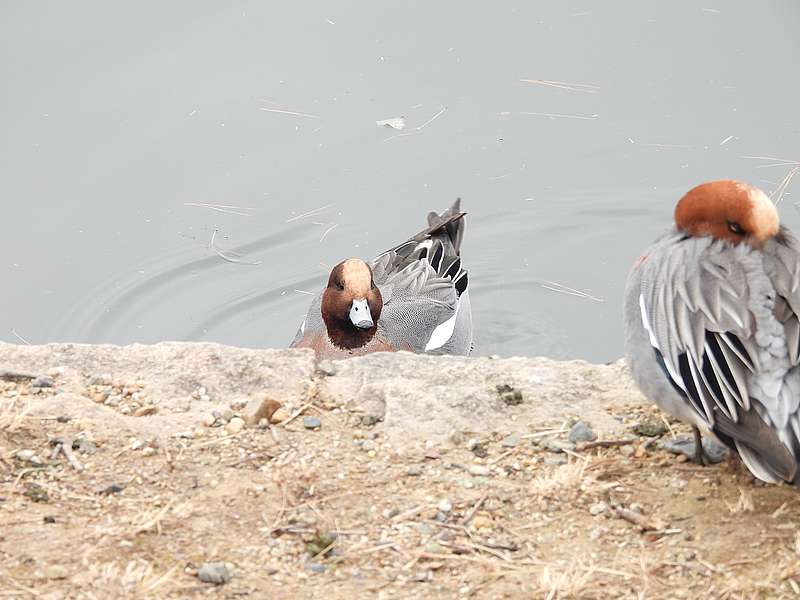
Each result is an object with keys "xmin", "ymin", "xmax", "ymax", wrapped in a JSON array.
[{"xmin": 3, "ymin": 376, "xmax": 800, "ymax": 599}]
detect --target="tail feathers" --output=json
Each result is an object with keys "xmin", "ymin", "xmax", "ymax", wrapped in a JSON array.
[
  {"xmin": 383, "ymin": 198, "xmax": 467, "ymax": 257},
  {"xmin": 713, "ymin": 404, "xmax": 797, "ymax": 483},
  {"xmin": 425, "ymin": 198, "xmax": 465, "ymax": 255}
]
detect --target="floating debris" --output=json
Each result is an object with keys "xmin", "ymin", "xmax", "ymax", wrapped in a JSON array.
[{"xmin": 376, "ymin": 116, "xmax": 406, "ymax": 130}]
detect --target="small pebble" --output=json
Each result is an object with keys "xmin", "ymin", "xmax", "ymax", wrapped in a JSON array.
[
  {"xmin": 303, "ymin": 416, "xmax": 322, "ymax": 429},
  {"xmin": 134, "ymin": 405, "xmax": 157, "ymax": 417},
  {"xmin": 589, "ymin": 502, "xmax": 608, "ymax": 516},
  {"xmin": 73, "ymin": 439, "xmax": 97, "ymax": 454},
  {"xmin": 424, "ymin": 542, "xmax": 445, "ymax": 554},
  {"xmin": 468, "ymin": 465, "xmax": 491, "ymax": 477},
  {"xmin": 588, "ymin": 527, "xmax": 604, "ymax": 541},
  {"xmin": 100, "ymin": 483, "xmax": 124, "ymax": 495},
  {"xmin": 568, "ymin": 421, "xmax": 597, "ymax": 443},
  {"xmin": 104, "ymin": 395, "xmax": 121, "ymax": 407},
  {"xmin": 225, "ymin": 417, "xmax": 245, "ymax": 435},
  {"xmin": 361, "ymin": 440, "xmax": 376, "ymax": 452},
  {"xmin": 316, "ymin": 360, "xmax": 337, "ymax": 376},
  {"xmin": 89, "ymin": 374, "xmax": 111, "ymax": 386},
  {"xmin": 406, "ymin": 466, "xmax": 422, "ymax": 477},
  {"xmin": 16, "ymin": 450, "xmax": 43, "ymax": 465},
  {"xmin": 471, "ymin": 515, "xmax": 492, "ymax": 529},
  {"xmin": 438, "ymin": 499, "xmax": 453, "ymax": 513},
  {"xmin": 543, "ymin": 455, "xmax": 567, "ymax": 466},
  {"xmin": 202, "ymin": 414, "xmax": 216, "ymax": 427},
  {"xmin": 544, "ymin": 439, "xmax": 574, "ymax": 454},
  {"xmin": 632, "ymin": 421, "xmax": 668, "ymax": 437},
  {"xmin": 197, "ymin": 562, "xmax": 231, "ymax": 584},
  {"xmin": 42, "ymin": 565, "xmax": 68, "ymax": 580},
  {"xmin": 32, "ymin": 376, "xmax": 54, "ymax": 388},
  {"xmin": 306, "ymin": 562, "xmax": 327, "ymax": 574},
  {"xmin": 501, "ymin": 433, "xmax": 519, "ymax": 448}
]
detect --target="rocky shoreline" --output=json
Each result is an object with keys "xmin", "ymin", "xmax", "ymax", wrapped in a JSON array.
[{"xmin": 2, "ymin": 343, "xmax": 797, "ymax": 598}]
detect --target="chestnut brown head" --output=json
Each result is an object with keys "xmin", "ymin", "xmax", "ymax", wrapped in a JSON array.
[
  {"xmin": 321, "ymin": 258, "xmax": 383, "ymax": 350},
  {"xmin": 674, "ymin": 180, "xmax": 779, "ymax": 247}
]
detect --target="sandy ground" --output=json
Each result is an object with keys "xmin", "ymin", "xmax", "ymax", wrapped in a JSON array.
[{"xmin": 2, "ymin": 344, "xmax": 800, "ymax": 599}]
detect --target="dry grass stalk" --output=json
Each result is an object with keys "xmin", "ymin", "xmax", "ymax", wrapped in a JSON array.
[
  {"xmin": 726, "ymin": 488, "xmax": 754, "ymax": 514},
  {"xmin": 0, "ymin": 397, "xmax": 29, "ymax": 433},
  {"xmin": 529, "ymin": 458, "xmax": 593, "ymax": 500},
  {"xmin": 613, "ymin": 506, "xmax": 667, "ymax": 532}
]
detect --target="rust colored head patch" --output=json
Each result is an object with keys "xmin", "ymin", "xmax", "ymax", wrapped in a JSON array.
[
  {"xmin": 674, "ymin": 180, "xmax": 779, "ymax": 246},
  {"xmin": 321, "ymin": 258, "xmax": 383, "ymax": 350}
]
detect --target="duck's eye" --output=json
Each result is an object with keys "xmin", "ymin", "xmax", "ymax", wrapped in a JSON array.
[
  {"xmin": 727, "ymin": 220, "xmax": 745, "ymax": 236},
  {"xmin": 336, "ymin": 281, "xmax": 345, "ymax": 291}
]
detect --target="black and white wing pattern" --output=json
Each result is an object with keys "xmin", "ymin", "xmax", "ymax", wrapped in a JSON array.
[{"xmin": 636, "ymin": 230, "xmax": 800, "ymax": 483}]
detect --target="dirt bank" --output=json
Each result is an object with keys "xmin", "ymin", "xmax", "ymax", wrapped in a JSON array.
[{"xmin": 1, "ymin": 343, "xmax": 798, "ymax": 598}]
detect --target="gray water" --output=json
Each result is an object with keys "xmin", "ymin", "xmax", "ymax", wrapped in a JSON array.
[{"xmin": 2, "ymin": 1, "xmax": 798, "ymax": 362}]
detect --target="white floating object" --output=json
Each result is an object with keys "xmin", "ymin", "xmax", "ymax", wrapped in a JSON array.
[{"xmin": 376, "ymin": 117, "xmax": 406, "ymax": 130}]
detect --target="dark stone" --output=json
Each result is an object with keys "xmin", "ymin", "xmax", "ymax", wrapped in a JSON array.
[
  {"xmin": 632, "ymin": 421, "xmax": 668, "ymax": 437},
  {"xmin": 568, "ymin": 421, "xmax": 597, "ymax": 443},
  {"xmin": 100, "ymin": 483, "xmax": 124, "ymax": 495},
  {"xmin": 660, "ymin": 435, "xmax": 727, "ymax": 463}
]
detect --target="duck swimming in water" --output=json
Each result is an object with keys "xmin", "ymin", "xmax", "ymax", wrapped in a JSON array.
[{"xmin": 291, "ymin": 199, "xmax": 472, "ymax": 360}]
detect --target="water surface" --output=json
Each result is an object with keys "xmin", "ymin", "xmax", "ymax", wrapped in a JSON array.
[{"xmin": 2, "ymin": 1, "xmax": 799, "ymax": 362}]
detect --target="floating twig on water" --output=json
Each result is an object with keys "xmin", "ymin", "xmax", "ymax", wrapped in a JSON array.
[
  {"xmin": 319, "ymin": 223, "xmax": 338, "ymax": 242},
  {"xmin": 259, "ymin": 107, "xmax": 321, "ymax": 119},
  {"xmin": 521, "ymin": 111, "xmax": 599, "ymax": 121},
  {"xmin": 10, "ymin": 329, "xmax": 31, "ymax": 345},
  {"xmin": 209, "ymin": 229, "xmax": 261, "ymax": 266},
  {"xmin": 538, "ymin": 280, "xmax": 604, "ymax": 303},
  {"xmin": 184, "ymin": 203, "xmax": 256, "ymax": 216},
  {"xmin": 771, "ymin": 165, "xmax": 799, "ymax": 205},
  {"xmin": 286, "ymin": 204, "xmax": 334, "ymax": 223},
  {"xmin": 519, "ymin": 79, "xmax": 600, "ymax": 93},
  {"xmin": 384, "ymin": 106, "xmax": 448, "ymax": 142}
]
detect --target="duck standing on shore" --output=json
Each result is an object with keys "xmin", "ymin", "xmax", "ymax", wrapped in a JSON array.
[
  {"xmin": 624, "ymin": 180, "xmax": 800, "ymax": 484},
  {"xmin": 291, "ymin": 200, "xmax": 473, "ymax": 360}
]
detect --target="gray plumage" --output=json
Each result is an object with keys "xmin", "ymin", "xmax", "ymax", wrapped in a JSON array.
[
  {"xmin": 292, "ymin": 199, "xmax": 473, "ymax": 355},
  {"xmin": 624, "ymin": 227, "xmax": 800, "ymax": 483}
]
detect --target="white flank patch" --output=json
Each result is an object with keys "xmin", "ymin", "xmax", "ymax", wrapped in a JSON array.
[
  {"xmin": 639, "ymin": 294, "xmax": 685, "ymax": 389},
  {"xmin": 425, "ymin": 294, "xmax": 463, "ymax": 351},
  {"xmin": 300, "ymin": 319, "xmax": 306, "ymax": 334}
]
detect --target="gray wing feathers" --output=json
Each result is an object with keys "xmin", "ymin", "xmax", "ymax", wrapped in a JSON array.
[{"xmin": 640, "ymin": 235, "xmax": 756, "ymax": 426}]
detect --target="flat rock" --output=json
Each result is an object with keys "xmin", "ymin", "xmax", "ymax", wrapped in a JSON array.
[{"xmin": 0, "ymin": 343, "xmax": 643, "ymax": 447}]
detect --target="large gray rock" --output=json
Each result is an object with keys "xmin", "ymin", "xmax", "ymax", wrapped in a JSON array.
[{"xmin": 0, "ymin": 343, "xmax": 643, "ymax": 445}]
